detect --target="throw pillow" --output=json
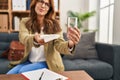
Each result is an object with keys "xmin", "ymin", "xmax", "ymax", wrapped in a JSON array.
[{"xmin": 63, "ymin": 32, "xmax": 98, "ymax": 59}]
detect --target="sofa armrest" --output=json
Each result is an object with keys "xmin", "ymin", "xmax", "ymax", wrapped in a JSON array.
[{"xmin": 95, "ymin": 42, "xmax": 120, "ymax": 80}]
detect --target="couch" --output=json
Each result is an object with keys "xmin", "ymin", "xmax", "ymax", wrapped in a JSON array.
[{"xmin": 0, "ymin": 32, "xmax": 120, "ymax": 80}]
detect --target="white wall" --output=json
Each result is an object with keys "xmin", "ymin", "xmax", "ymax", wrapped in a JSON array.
[
  {"xmin": 88, "ymin": 0, "xmax": 99, "ymax": 41},
  {"xmin": 88, "ymin": 0, "xmax": 99, "ymax": 31},
  {"xmin": 113, "ymin": 0, "xmax": 120, "ymax": 44},
  {"xmin": 60, "ymin": 0, "xmax": 88, "ymax": 32}
]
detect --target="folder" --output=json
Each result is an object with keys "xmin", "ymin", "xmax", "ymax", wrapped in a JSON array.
[
  {"xmin": 2, "ymin": 14, "xmax": 8, "ymax": 31},
  {"xmin": 0, "ymin": 14, "xmax": 2, "ymax": 31},
  {"xmin": 0, "ymin": 14, "xmax": 8, "ymax": 31},
  {"xmin": 14, "ymin": 16, "xmax": 20, "ymax": 31},
  {"xmin": 26, "ymin": 0, "xmax": 31, "ymax": 10},
  {"xmin": 12, "ymin": 0, "xmax": 26, "ymax": 11}
]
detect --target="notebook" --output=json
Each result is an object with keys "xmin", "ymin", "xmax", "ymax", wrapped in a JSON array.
[{"xmin": 21, "ymin": 68, "xmax": 68, "ymax": 80}]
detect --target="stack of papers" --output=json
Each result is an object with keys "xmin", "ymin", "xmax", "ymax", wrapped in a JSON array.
[
  {"xmin": 40, "ymin": 34, "xmax": 60, "ymax": 42},
  {"xmin": 21, "ymin": 68, "xmax": 68, "ymax": 80}
]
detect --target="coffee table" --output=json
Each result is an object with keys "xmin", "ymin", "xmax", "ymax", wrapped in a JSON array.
[
  {"xmin": 58, "ymin": 70, "xmax": 93, "ymax": 80},
  {"xmin": 0, "ymin": 70, "xmax": 93, "ymax": 80}
]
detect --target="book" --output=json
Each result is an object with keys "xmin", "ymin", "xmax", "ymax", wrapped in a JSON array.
[
  {"xmin": 26, "ymin": 0, "xmax": 31, "ymax": 10},
  {"xmin": 21, "ymin": 68, "xmax": 68, "ymax": 80},
  {"xmin": 40, "ymin": 34, "xmax": 60, "ymax": 42},
  {"xmin": 0, "ymin": 0, "xmax": 8, "ymax": 9}
]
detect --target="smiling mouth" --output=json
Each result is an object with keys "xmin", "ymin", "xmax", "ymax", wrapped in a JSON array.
[{"xmin": 39, "ymin": 9, "xmax": 45, "ymax": 12}]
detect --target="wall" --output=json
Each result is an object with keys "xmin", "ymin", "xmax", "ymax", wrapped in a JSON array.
[
  {"xmin": 88, "ymin": 0, "xmax": 99, "ymax": 31},
  {"xmin": 60, "ymin": 0, "xmax": 88, "ymax": 32},
  {"xmin": 113, "ymin": 0, "xmax": 120, "ymax": 44},
  {"xmin": 88, "ymin": 0, "xmax": 99, "ymax": 41}
]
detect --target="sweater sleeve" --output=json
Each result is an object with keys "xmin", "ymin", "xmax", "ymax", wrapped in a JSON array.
[{"xmin": 54, "ymin": 31, "xmax": 75, "ymax": 55}]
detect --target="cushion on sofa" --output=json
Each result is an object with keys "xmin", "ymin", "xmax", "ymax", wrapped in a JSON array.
[
  {"xmin": 0, "ymin": 58, "xmax": 10, "ymax": 74},
  {"xmin": 0, "ymin": 42, "xmax": 10, "ymax": 57},
  {"xmin": 8, "ymin": 32, "xmax": 19, "ymax": 42},
  {"xmin": 63, "ymin": 59, "xmax": 113, "ymax": 79},
  {"xmin": 0, "ymin": 32, "xmax": 19, "ymax": 74},
  {"xmin": 0, "ymin": 33, "xmax": 9, "ymax": 42},
  {"xmin": 63, "ymin": 32, "xmax": 98, "ymax": 59},
  {"xmin": 0, "ymin": 32, "xmax": 19, "ymax": 57}
]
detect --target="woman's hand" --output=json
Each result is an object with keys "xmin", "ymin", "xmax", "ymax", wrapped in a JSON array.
[
  {"xmin": 34, "ymin": 33, "xmax": 45, "ymax": 45},
  {"xmin": 67, "ymin": 27, "xmax": 81, "ymax": 48}
]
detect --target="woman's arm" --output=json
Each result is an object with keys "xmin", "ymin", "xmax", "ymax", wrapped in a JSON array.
[{"xmin": 19, "ymin": 18, "xmax": 34, "ymax": 47}]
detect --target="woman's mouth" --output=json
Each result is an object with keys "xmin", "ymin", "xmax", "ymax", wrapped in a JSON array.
[{"xmin": 39, "ymin": 9, "xmax": 44, "ymax": 12}]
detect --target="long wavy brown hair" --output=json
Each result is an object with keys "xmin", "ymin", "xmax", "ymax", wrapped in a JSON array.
[{"xmin": 26, "ymin": 0, "xmax": 61, "ymax": 34}]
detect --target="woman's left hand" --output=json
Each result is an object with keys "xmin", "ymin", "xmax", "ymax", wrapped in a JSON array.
[{"xmin": 67, "ymin": 27, "xmax": 81, "ymax": 48}]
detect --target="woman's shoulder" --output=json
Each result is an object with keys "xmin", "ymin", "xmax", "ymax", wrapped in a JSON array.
[{"xmin": 21, "ymin": 17, "xmax": 30, "ymax": 23}]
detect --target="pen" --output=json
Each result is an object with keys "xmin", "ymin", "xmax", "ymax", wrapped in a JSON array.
[
  {"xmin": 39, "ymin": 72, "xmax": 44, "ymax": 80},
  {"xmin": 56, "ymin": 78, "xmax": 63, "ymax": 80}
]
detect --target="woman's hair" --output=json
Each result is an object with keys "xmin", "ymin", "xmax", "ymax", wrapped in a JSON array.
[{"xmin": 26, "ymin": 0, "xmax": 61, "ymax": 34}]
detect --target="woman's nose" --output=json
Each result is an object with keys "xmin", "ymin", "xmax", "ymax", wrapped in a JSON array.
[{"xmin": 41, "ymin": 3, "xmax": 46, "ymax": 7}]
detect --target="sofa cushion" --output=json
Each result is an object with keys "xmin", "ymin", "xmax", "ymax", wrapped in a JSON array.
[
  {"xmin": 8, "ymin": 32, "xmax": 19, "ymax": 42},
  {"xmin": 0, "ymin": 58, "xmax": 10, "ymax": 74},
  {"xmin": 0, "ymin": 32, "xmax": 19, "ymax": 57},
  {"xmin": 0, "ymin": 42, "xmax": 10, "ymax": 57},
  {"xmin": 0, "ymin": 32, "xmax": 19, "ymax": 42},
  {"xmin": 63, "ymin": 59, "xmax": 113, "ymax": 79},
  {"xmin": 63, "ymin": 32, "xmax": 98, "ymax": 59}
]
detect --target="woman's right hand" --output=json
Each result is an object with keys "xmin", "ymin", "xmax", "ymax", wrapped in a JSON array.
[
  {"xmin": 67, "ymin": 27, "xmax": 81, "ymax": 48},
  {"xmin": 34, "ymin": 33, "xmax": 45, "ymax": 45}
]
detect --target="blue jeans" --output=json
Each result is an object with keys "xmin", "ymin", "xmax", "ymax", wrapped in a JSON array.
[{"xmin": 7, "ymin": 61, "xmax": 48, "ymax": 74}]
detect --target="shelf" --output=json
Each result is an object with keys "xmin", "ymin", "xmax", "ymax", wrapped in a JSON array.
[
  {"xmin": 0, "ymin": 30, "xmax": 9, "ymax": 32},
  {"xmin": 0, "ymin": 10, "xmax": 8, "ymax": 13},
  {"xmin": 12, "ymin": 10, "xmax": 30, "ymax": 13},
  {"xmin": 10, "ymin": 30, "xmax": 19, "ymax": 32},
  {"xmin": 0, "ymin": 0, "xmax": 60, "ymax": 33}
]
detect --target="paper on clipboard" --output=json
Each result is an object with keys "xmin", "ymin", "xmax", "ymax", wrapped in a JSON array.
[
  {"xmin": 40, "ymin": 34, "xmax": 60, "ymax": 42},
  {"xmin": 21, "ymin": 68, "xmax": 68, "ymax": 80}
]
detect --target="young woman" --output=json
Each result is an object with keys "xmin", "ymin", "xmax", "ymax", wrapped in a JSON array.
[{"xmin": 7, "ymin": 0, "xmax": 80, "ymax": 74}]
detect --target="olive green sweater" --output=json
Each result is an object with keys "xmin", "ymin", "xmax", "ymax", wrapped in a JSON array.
[{"xmin": 9, "ymin": 18, "xmax": 75, "ymax": 72}]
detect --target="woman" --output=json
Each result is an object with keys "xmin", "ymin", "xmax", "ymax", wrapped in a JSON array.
[{"xmin": 7, "ymin": 0, "xmax": 80, "ymax": 74}]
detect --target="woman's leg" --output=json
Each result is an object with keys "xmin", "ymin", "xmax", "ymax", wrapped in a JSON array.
[
  {"xmin": 7, "ymin": 61, "xmax": 30, "ymax": 74},
  {"xmin": 18, "ymin": 61, "xmax": 48, "ymax": 73}
]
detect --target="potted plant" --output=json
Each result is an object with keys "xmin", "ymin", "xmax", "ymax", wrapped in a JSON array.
[{"xmin": 67, "ymin": 10, "xmax": 96, "ymax": 32}]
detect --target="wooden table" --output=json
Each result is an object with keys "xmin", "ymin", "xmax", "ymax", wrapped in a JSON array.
[
  {"xmin": 59, "ymin": 70, "xmax": 93, "ymax": 80},
  {"xmin": 0, "ymin": 70, "xmax": 93, "ymax": 80}
]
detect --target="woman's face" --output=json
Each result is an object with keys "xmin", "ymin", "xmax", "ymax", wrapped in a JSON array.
[{"xmin": 35, "ymin": 0, "xmax": 50, "ymax": 16}]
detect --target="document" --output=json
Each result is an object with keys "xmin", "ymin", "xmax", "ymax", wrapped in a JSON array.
[
  {"xmin": 40, "ymin": 34, "xmax": 60, "ymax": 42},
  {"xmin": 21, "ymin": 68, "xmax": 68, "ymax": 80}
]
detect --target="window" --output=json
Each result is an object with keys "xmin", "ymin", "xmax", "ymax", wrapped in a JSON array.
[{"xmin": 99, "ymin": 0, "xmax": 114, "ymax": 44}]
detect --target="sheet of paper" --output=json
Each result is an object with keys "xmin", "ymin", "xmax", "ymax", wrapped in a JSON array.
[
  {"xmin": 21, "ymin": 68, "xmax": 68, "ymax": 80},
  {"xmin": 40, "ymin": 34, "xmax": 60, "ymax": 42}
]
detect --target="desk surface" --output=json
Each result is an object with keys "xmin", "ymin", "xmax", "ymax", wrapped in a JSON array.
[{"xmin": 0, "ymin": 70, "xmax": 93, "ymax": 80}]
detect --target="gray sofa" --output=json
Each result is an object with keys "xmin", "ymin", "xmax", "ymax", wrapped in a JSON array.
[
  {"xmin": 0, "ymin": 32, "xmax": 120, "ymax": 80},
  {"xmin": 0, "ymin": 32, "xmax": 19, "ymax": 74}
]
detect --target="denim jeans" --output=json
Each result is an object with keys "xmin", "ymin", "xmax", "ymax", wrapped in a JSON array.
[{"xmin": 7, "ymin": 61, "xmax": 48, "ymax": 74}]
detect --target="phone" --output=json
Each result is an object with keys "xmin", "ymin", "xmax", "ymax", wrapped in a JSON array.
[{"xmin": 67, "ymin": 17, "xmax": 77, "ymax": 28}]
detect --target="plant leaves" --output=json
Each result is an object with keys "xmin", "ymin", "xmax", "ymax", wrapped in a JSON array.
[{"xmin": 67, "ymin": 10, "xmax": 96, "ymax": 29}]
